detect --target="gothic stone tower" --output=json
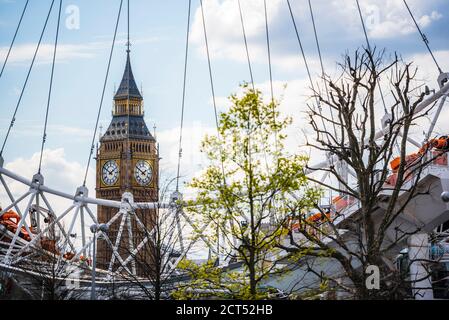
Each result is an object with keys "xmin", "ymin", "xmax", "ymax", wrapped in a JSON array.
[{"xmin": 96, "ymin": 50, "xmax": 158, "ymax": 275}]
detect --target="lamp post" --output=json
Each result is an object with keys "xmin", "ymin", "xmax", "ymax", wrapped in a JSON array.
[
  {"xmin": 90, "ymin": 223, "xmax": 108, "ymax": 300},
  {"xmin": 441, "ymin": 192, "xmax": 449, "ymax": 202}
]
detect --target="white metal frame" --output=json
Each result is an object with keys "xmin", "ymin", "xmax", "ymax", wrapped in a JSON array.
[{"xmin": 0, "ymin": 162, "xmax": 219, "ymax": 281}]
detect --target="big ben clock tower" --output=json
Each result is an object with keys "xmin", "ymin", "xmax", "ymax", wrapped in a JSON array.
[{"xmin": 96, "ymin": 48, "xmax": 158, "ymax": 274}]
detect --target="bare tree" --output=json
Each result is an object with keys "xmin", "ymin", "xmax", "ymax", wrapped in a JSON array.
[
  {"xmin": 7, "ymin": 214, "xmax": 88, "ymax": 300},
  {"xmin": 279, "ymin": 48, "xmax": 447, "ymax": 299},
  {"xmin": 109, "ymin": 177, "xmax": 186, "ymax": 300}
]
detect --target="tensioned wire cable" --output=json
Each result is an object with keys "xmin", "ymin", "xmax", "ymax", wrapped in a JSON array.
[
  {"xmin": 0, "ymin": 0, "xmax": 56, "ymax": 158},
  {"xmin": 263, "ymin": 0, "xmax": 282, "ymax": 221},
  {"xmin": 237, "ymin": 0, "xmax": 270, "ymax": 172},
  {"xmin": 199, "ymin": 0, "xmax": 226, "ymax": 183},
  {"xmin": 403, "ymin": 0, "xmax": 442, "ymax": 75},
  {"xmin": 82, "ymin": 0, "xmax": 124, "ymax": 186},
  {"xmin": 263, "ymin": 0, "xmax": 274, "ymax": 105},
  {"xmin": 38, "ymin": 0, "xmax": 63, "ymax": 174},
  {"xmin": 125, "ymin": 0, "xmax": 131, "ymax": 190},
  {"xmin": 286, "ymin": 0, "xmax": 327, "ymax": 138},
  {"xmin": 286, "ymin": 0, "xmax": 315, "ymax": 103},
  {"xmin": 263, "ymin": 0, "xmax": 279, "ymax": 153},
  {"xmin": 127, "ymin": 0, "xmax": 130, "ymax": 53},
  {"xmin": 0, "ymin": 0, "xmax": 29, "ymax": 81},
  {"xmin": 199, "ymin": 0, "xmax": 220, "ymax": 135},
  {"xmin": 175, "ymin": 0, "xmax": 192, "ymax": 192},
  {"xmin": 355, "ymin": 0, "xmax": 388, "ymax": 114},
  {"xmin": 355, "ymin": 0, "xmax": 372, "ymax": 54},
  {"xmin": 237, "ymin": 0, "xmax": 255, "ymax": 91},
  {"xmin": 307, "ymin": 0, "xmax": 338, "ymax": 139}
]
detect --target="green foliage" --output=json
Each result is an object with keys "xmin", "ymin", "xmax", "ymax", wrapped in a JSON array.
[
  {"xmin": 174, "ymin": 259, "xmax": 270, "ymax": 300},
  {"xmin": 182, "ymin": 84, "xmax": 319, "ymax": 299}
]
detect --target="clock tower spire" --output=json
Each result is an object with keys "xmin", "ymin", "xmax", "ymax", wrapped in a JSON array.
[{"xmin": 95, "ymin": 47, "xmax": 159, "ymax": 274}]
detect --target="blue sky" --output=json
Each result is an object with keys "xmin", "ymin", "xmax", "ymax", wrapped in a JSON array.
[{"xmin": 0, "ymin": 0, "xmax": 448, "ymax": 197}]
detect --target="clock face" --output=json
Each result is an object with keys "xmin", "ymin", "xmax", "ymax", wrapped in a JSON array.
[
  {"xmin": 102, "ymin": 160, "xmax": 119, "ymax": 186},
  {"xmin": 134, "ymin": 160, "xmax": 153, "ymax": 186}
]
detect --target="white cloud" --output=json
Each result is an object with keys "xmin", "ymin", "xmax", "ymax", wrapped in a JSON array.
[
  {"xmin": 157, "ymin": 123, "xmax": 216, "ymax": 179},
  {"xmin": 330, "ymin": 0, "xmax": 443, "ymax": 40},
  {"xmin": 189, "ymin": 0, "xmax": 444, "ymax": 69},
  {"xmin": 154, "ymin": 79, "xmax": 322, "ymax": 196},
  {"xmin": 216, "ymin": 78, "xmax": 324, "ymax": 157},
  {"xmin": 405, "ymin": 50, "xmax": 449, "ymax": 136},
  {"xmin": 190, "ymin": 0, "xmax": 306, "ymax": 71},
  {"xmin": 47, "ymin": 124, "xmax": 93, "ymax": 138},
  {"xmin": 0, "ymin": 43, "xmax": 97, "ymax": 65},
  {"xmin": 369, "ymin": 9, "xmax": 442, "ymax": 39},
  {"xmin": 407, "ymin": 50, "xmax": 449, "ymax": 81},
  {"xmin": 0, "ymin": 36, "xmax": 158, "ymax": 65},
  {"xmin": 418, "ymin": 11, "xmax": 443, "ymax": 28},
  {"xmin": 1, "ymin": 148, "xmax": 95, "ymax": 207},
  {"xmin": 0, "ymin": 122, "xmax": 93, "ymax": 140},
  {"xmin": 206, "ymin": 48, "xmax": 449, "ymax": 170}
]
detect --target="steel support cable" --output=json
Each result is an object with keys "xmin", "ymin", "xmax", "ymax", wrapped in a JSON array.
[
  {"xmin": 126, "ymin": 0, "xmax": 131, "ymax": 190},
  {"xmin": 175, "ymin": 0, "xmax": 192, "ymax": 192},
  {"xmin": 402, "ymin": 1, "xmax": 446, "ymax": 140},
  {"xmin": 286, "ymin": 0, "xmax": 314, "ymax": 101},
  {"xmin": 355, "ymin": 0, "xmax": 372, "ymax": 54},
  {"xmin": 263, "ymin": 0, "xmax": 281, "ymax": 222},
  {"xmin": 403, "ymin": 0, "xmax": 442, "ymax": 75},
  {"xmin": 235, "ymin": 1, "xmax": 268, "ymax": 237},
  {"xmin": 38, "ymin": 0, "xmax": 63, "ymax": 174},
  {"xmin": 199, "ymin": 5, "xmax": 231, "ymax": 260},
  {"xmin": 307, "ymin": 0, "xmax": 338, "ymax": 139},
  {"xmin": 0, "ymin": 0, "xmax": 56, "ymax": 157},
  {"xmin": 127, "ymin": 0, "xmax": 130, "ymax": 52},
  {"xmin": 237, "ymin": 0, "xmax": 255, "ymax": 90},
  {"xmin": 82, "ymin": 0, "xmax": 124, "ymax": 186},
  {"xmin": 238, "ymin": 0, "xmax": 270, "ymax": 174},
  {"xmin": 263, "ymin": 0, "xmax": 274, "ymax": 103},
  {"xmin": 286, "ymin": 0, "xmax": 327, "ymax": 136},
  {"xmin": 355, "ymin": 0, "xmax": 388, "ymax": 114},
  {"xmin": 263, "ymin": 0, "xmax": 279, "ymax": 154},
  {"xmin": 199, "ymin": 0, "xmax": 226, "ymax": 183},
  {"xmin": 0, "ymin": 0, "xmax": 29, "ymax": 81}
]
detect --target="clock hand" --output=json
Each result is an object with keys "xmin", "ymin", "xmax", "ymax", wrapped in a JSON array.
[{"xmin": 108, "ymin": 169, "xmax": 118, "ymax": 176}]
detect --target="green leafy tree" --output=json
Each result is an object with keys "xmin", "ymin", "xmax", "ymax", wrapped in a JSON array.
[{"xmin": 183, "ymin": 85, "xmax": 319, "ymax": 299}]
